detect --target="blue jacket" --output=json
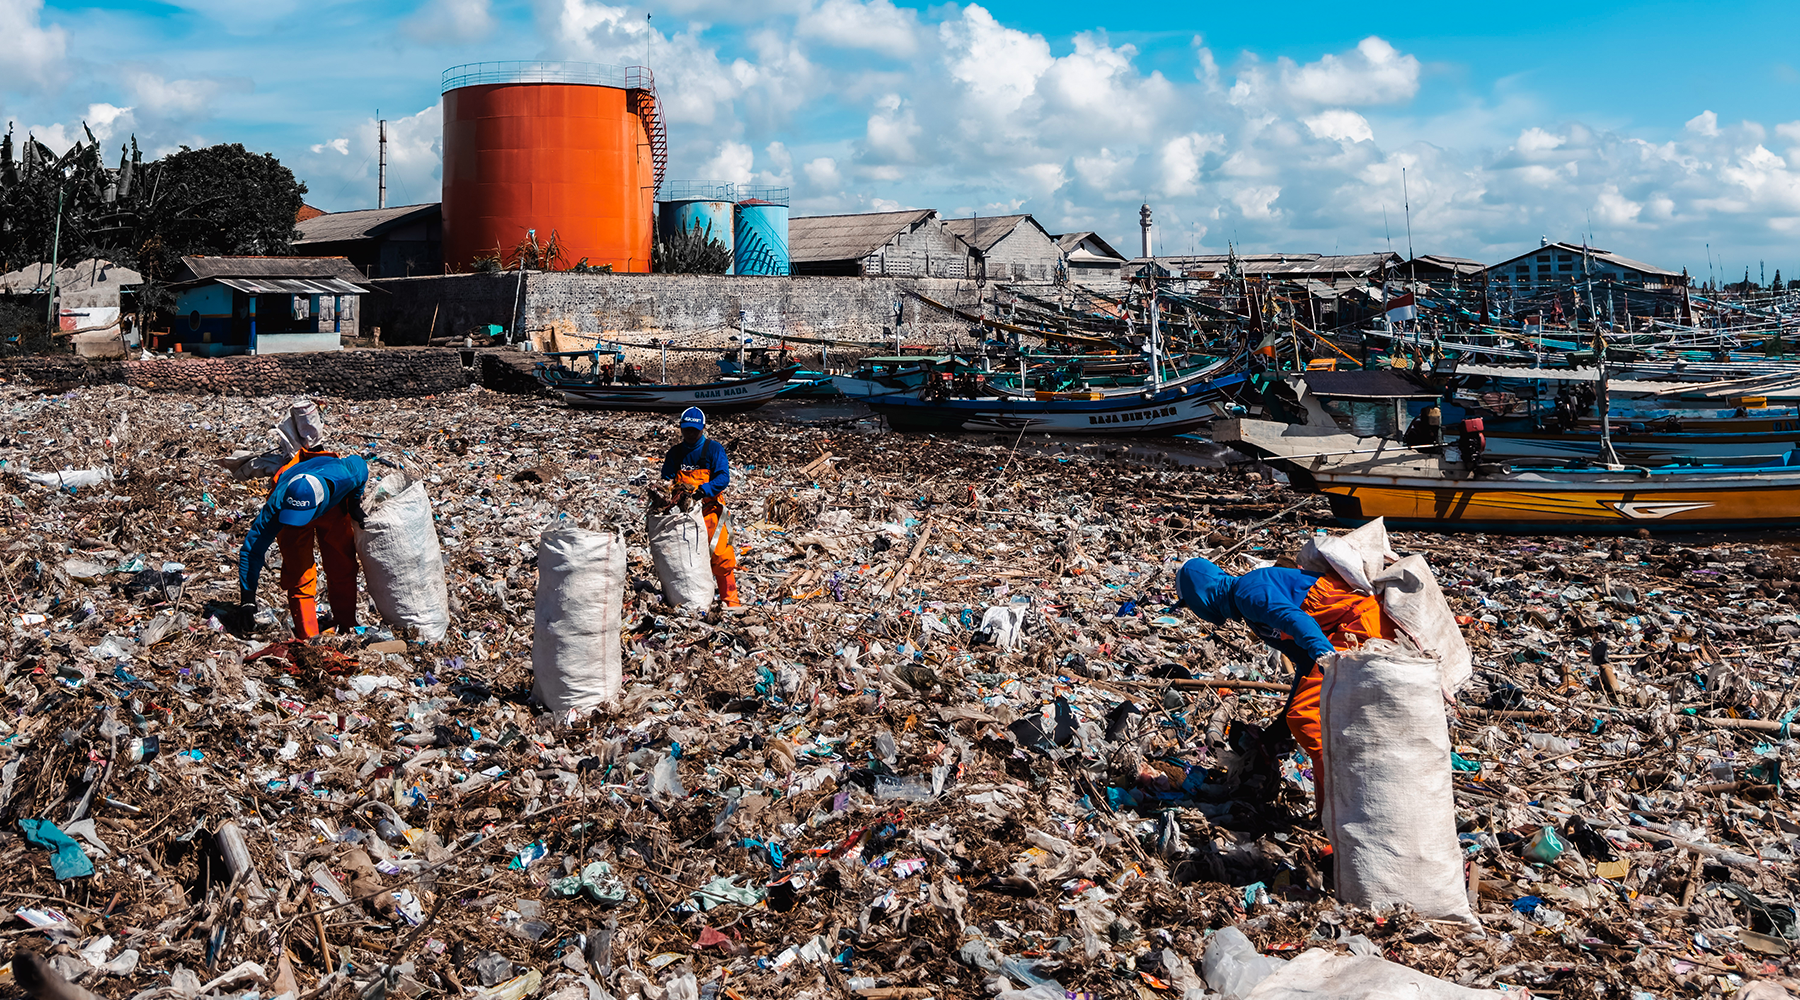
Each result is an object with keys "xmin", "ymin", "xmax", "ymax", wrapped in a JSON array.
[
  {"xmin": 239, "ymin": 454, "xmax": 370, "ymax": 596},
  {"xmin": 1176, "ymin": 558, "xmax": 1336, "ymax": 666},
  {"xmin": 660, "ymin": 436, "xmax": 730, "ymax": 498}
]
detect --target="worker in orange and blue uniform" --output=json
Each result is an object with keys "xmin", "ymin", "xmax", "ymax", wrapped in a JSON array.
[
  {"xmin": 238, "ymin": 451, "xmax": 370, "ymax": 638},
  {"xmin": 658, "ymin": 407, "xmax": 740, "ymax": 606},
  {"xmin": 1176, "ymin": 557, "xmax": 1394, "ymax": 784}
]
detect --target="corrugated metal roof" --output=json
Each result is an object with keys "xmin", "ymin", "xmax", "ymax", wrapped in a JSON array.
[
  {"xmin": 1053, "ymin": 231, "xmax": 1126, "ymax": 260},
  {"xmin": 1408, "ymin": 254, "xmax": 1486, "ymax": 275},
  {"xmin": 175, "ymin": 255, "xmax": 370, "ymax": 285},
  {"xmin": 294, "ymin": 203, "xmax": 439, "ymax": 245},
  {"xmin": 942, "ymin": 214, "xmax": 1041, "ymax": 253},
  {"xmin": 788, "ymin": 210, "xmax": 939, "ymax": 263},
  {"xmin": 217, "ymin": 277, "xmax": 368, "ymax": 295}
]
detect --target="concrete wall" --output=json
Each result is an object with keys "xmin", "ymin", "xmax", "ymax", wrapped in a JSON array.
[{"xmin": 369, "ymin": 272, "xmax": 994, "ymax": 350}]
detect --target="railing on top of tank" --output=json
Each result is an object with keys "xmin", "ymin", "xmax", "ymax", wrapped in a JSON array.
[
  {"xmin": 441, "ymin": 62, "xmax": 656, "ymax": 93},
  {"xmin": 658, "ymin": 183, "xmax": 791, "ymax": 206},
  {"xmin": 661, "ymin": 181, "xmax": 738, "ymax": 202},
  {"xmin": 738, "ymin": 185, "xmax": 790, "ymax": 206}
]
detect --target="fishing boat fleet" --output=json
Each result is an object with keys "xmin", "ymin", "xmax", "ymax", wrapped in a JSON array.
[{"xmin": 530, "ymin": 261, "xmax": 1800, "ymax": 532}]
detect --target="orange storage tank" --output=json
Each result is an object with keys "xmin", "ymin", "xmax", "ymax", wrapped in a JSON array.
[{"xmin": 441, "ymin": 63, "xmax": 664, "ymax": 273}]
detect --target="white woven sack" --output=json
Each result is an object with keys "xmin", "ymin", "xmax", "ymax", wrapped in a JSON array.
[
  {"xmin": 1372, "ymin": 554, "xmax": 1474, "ymax": 698},
  {"xmin": 1244, "ymin": 949, "xmax": 1507, "ymax": 999},
  {"xmin": 354, "ymin": 476, "xmax": 450, "ymax": 642},
  {"xmin": 647, "ymin": 505, "xmax": 715, "ymax": 608},
  {"xmin": 1320, "ymin": 639, "xmax": 1478, "ymax": 927},
  {"xmin": 532, "ymin": 525, "xmax": 626, "ymax": 715}
]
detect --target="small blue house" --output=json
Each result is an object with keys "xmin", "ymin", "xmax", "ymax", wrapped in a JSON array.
[{"xmin": 164, "ymin": 255, "xmax": 371, "ymax": 356}]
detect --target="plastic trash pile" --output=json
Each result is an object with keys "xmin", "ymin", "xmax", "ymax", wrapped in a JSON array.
[{"xmin": 6, "ymin": 381, "xmax": 1800, "ymax": 999}]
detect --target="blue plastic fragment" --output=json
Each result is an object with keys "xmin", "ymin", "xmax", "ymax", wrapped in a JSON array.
[{"xmin": 20, "ymin": 818, "xmax": 94, "ymax": 880}]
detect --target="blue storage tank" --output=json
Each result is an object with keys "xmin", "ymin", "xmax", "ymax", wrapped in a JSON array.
[
  {"xmin": 658, "ymin": 198, "xmax": 735, "ymax": 273},
  {"xmin": 734, "ymin": 200, "xmax": 789, "ymax": 276}
]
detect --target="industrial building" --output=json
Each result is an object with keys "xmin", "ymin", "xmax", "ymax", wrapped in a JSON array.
[
  {"xmin": 440, "ymin": 61, "xmax": 667, "ymax": 273},
  {"xmin": 163, "ymin": 256, "xmax": 369, "ymax": 356},
  {"xmin": 1054, "ymin": 231, "xmax": 1129, "ymax": 284},
  {"xmin": 294, "ymin": 203, "xmax": 443, "ymax": 278},
  {"xmin": 1484, "ymin": 239, "xmax": 1684, "ymax": 291},
  {"xmin": 788, "ymin": 209, "xmax": 971, "ymax": 277},
  {"xmin": 941, "ymin": 214, "xmax": 1062, "ymax": 283}
]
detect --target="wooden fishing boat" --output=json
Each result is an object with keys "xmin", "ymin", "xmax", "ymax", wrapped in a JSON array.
[
  {"xmin": 536, "ymin": 352, "xmax": 797, "ymax": 413},
  {"xmin": 717, "ymin": 346, "xmax": 837, "ymax": 397},
  {"xmin": 1216, "ymin": 414, "xmax": 1800, "ymax": 532},
  {"xmin": 864, "ymin": 366, "xmax": 1248, "ymax": 435}
]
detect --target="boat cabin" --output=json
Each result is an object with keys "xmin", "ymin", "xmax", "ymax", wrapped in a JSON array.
[{"xmin": 1299, "ymin": 370, "xmax": 1441, "ymax": 437}]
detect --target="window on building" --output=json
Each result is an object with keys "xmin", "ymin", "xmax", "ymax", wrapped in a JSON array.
[
  {"xmin": 1537, "ymin": 255, "xmax": 1550, "ymax": 262},
  {"xmin": 1538, "ymin": 264, "xmax": 1551, "ymax": 272},
  {"xmin": 1557, "ymin": 253, "xmax": 1573, "ymax": 262},
  {"xmin": 1559, "ymin": 264, "xmax": 1573, "ymax": 272}
]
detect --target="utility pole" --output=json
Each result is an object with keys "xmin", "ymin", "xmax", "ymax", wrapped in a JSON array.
[{"xmin": 377, "ymin": 116, "xmax": 388, "ymax": 209}]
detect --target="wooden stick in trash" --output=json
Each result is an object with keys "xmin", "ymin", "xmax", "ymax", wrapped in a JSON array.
[
  {"xmin": 881, "ymin": 524, "xmax": 933, "ymax": 599},
  {"xmin": 1116, "ymin": 677, "xmax": 1292, "ymax": 693},
  {"xmin": 1208, "ymin": 496, "xmax": 1323, "ymax": 561},
  {"xmin": 1694, "ymin": 716, "xmax": 1789, "ymax": 733}
]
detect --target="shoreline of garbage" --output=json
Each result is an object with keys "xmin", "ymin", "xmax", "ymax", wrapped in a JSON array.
[{"xmin": 7, "ymin": 381, "xmax": 1800, "ymax": 999}]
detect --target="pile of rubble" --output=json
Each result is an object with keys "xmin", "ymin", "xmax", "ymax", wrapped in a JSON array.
[{"xmin": 5, "ymin": 381, "xmax": 1800, "ymax": 1000}]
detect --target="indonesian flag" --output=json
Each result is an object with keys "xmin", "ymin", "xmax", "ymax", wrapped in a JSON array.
[{"xmin": 1384, "ymin": 283, "xmax": 1416, "ymax": 321}]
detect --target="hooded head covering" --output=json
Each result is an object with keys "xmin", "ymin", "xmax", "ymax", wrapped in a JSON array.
[{"xmin": 1175, "ymin": 557, "xmax": 1234, "ymax": 624}]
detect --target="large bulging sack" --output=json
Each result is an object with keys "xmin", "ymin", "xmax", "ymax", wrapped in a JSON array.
[
  {"xmin": 1243, "ymin": 949, "xmax": 1508, "ymax": 999},
  {"xmin": 354, "ymin": 475, "xmax": 451, "ymax": 642},
  {"xmin": 1371, "ymin": 554, "xmax": 1473, "ymax": 697},
  {"xmin": 533, "ymin": 525, "xmax": 626, "ymax": 715},
  {"xmin": 1320, "ymin": 640, "xmax": 1478, "ymax": 927},
  {"xmin": 647, "ymin": 505, "xmax": 715, "ymax": 608}
]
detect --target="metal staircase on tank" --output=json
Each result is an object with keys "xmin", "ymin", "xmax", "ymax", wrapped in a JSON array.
[
  {"xmin": 735, "ymin": 226, "xmax": 790, "ymax": 276},
  {"xmin": 626, "ymin": 66, "xmax": 667, "ymax": 193}
]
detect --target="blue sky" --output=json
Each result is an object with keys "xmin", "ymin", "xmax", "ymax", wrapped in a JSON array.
[{"xmin": 6, "ymin": 0, "xmax": 1800, "ymax": 280}]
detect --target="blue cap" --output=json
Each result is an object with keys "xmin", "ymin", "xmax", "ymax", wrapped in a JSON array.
[
  {"xmin": 679, "ymin": 407, "xmax": 706, "ymax": 430},
  {"xmin": 277, "ymin": 473, "xmax": 326, "ymax": 526}
]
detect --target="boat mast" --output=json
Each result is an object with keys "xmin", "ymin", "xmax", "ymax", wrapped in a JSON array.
[
  {"xmin": 1585, "ymin": 241, "xmax": 1621, "ymax": 467},
  {"xmin": 1149, "ymin": 262, "xmax": 1164, "ymax": 390}
]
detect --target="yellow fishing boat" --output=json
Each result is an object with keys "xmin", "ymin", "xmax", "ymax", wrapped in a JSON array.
[{"xmin": 1216, "ymin": 415, "xmax": 1800, "ymax": 533}]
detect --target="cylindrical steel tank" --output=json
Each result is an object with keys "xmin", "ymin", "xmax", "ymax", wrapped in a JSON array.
[
  {"xmin": 733, "ymin": 200, "xmax": 790, "ymax": 276},
  {"xmin": 658, "ymin": 199, "xmax": 736, "ymax": 273},
  {"xmin": 441, "ymin": 62, "xmax": 659, "ymax": 273}
]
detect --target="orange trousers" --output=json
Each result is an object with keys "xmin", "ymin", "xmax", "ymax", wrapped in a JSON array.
[
  {"xmin": 276, "ymin": 503, "xmax": 359, "ymax": 638},
  {"xmin": 1285, "ymin": 575, "xmax": 1396, "ymax": 770},
  {"xmin": 699, "ymin": 501, "xmax": 741, "ymax": 606},
  {"xmin": 674, "ymin": 468, "xmax": 740, "ymax": 606}
]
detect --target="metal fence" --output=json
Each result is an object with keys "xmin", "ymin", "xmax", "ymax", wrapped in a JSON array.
[
  {"xmin": 657, "ymin": 182, "xmax": 792, "ymax": 206},
  {"xmin": 441, "ymin": 61, "xmax": 654, "ymax": 93}
]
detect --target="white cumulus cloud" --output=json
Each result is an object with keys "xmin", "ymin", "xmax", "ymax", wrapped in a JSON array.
[
  {"xmin": 1282, "ymin": 36, "xmax": 1420, "ymax": 106},
  {"xmin": 0, "ymin": 0, "xmax": 68, "ymax": 88}
]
